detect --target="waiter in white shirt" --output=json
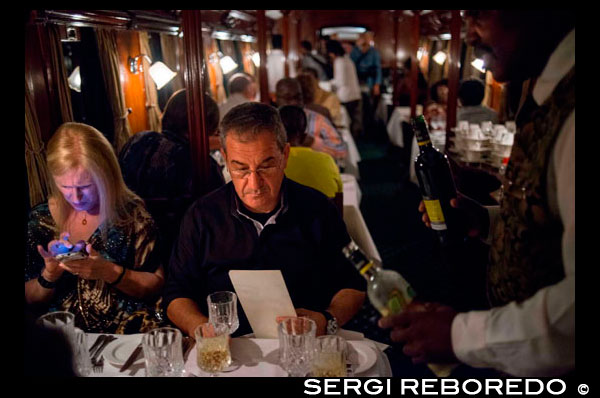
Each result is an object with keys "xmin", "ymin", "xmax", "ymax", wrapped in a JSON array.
[{"xmin": 379, "ymin": 10, "xmax": 575, "ymax": 377}]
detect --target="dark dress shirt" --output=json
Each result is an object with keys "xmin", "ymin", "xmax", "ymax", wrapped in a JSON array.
[{"xmin": 162, "ymin": 178, "xmax": 366, "ymax": 336}]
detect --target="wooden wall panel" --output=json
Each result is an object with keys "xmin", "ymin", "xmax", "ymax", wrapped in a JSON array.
[
  {"xmin": 25, "ymin": 24, "xmax": 62, "ymax": 144},
  {"xmin": 115, "ymin": 30, "xmax": 149, "ymax": 135}
]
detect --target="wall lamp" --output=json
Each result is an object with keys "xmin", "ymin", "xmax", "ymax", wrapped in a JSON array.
[{"xmin": 128, "ymin": 54, "xmax": 177, "ymax": 90}]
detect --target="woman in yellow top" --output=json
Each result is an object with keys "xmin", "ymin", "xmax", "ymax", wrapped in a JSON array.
[{"xmin": 279, "ymin": 105, "xmax": 343, "ymax": 209}]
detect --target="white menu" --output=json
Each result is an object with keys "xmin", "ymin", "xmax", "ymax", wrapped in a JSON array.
[{"xmin": 228, "ymin": 270, "xmax": 297, "ymax": 338}]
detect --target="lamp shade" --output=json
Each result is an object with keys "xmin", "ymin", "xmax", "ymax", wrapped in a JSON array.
[
  {"xmin": 149, "ymin": 61, "xmax": 177, "ymax": 90},
  {"xmin": 471, "ymin": 58, "xmax": 486, "ymax": 73},
  {"xmin": 219, "ymin": 55, "xmax": 238, "ymax": 74},
  {"xmin": 433, "ymin": 51, "xmax": 447, "ymax": 65},
  {"xmin": 251, "ymin": 52, "xmax": 260, "ymax": 67},
  {"xmin": 68, "ymin": 66, "xmax": 81, "ymax": 92}
]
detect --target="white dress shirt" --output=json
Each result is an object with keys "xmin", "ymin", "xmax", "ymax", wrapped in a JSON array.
[
  {"xmin": 330, "ymin": 55, "xmax": 361, "ymax": 103},
  {"xmin": 267, "ymin": 49, "xmax": 286, "ymax": 94},
  {"xmin": 451, "ymin": 29, "xmax": 575, "ymax": 376}
]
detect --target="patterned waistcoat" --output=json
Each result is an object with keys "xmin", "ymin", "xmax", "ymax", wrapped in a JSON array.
[{"xmin": 487, "ymin": 67, "xmax": 575, "ymax": 306}]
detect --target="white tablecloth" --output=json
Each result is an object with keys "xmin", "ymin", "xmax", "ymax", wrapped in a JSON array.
[
  {"xmin": 386, "ymin": 106, "xmax": 423, "ymax": 148},
  {"xmin": 84, "ymin": 331, "xmax": 392, "ymax": 377},
  {"xmin": 342, "ymin": 174, "xmax": 381, "ymax": 263}
]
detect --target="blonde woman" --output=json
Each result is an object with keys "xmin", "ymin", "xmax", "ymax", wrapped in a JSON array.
[{"xmin": 25, "ymin": 122, "xmax": 165, "ymax": 334}]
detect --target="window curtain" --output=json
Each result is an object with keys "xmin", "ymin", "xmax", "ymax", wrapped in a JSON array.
[
  {"xmin": 25, "ymin": 79, "xmax": 50, "ymax": 208},
  {"xmin": 204, "ymin": 37, "xmax": 227, "ymax": 104},
  {"xmin": 95, "ymin": 28, "xmax": 131, "ymax": 153},
  {"xmin": 240, "ymin": 42, "xmax": 256, "ymax": 76},
  {"xmin": 159, "ymin": 33, "xmax": 184, "ymax": 94},
  {"xmin": 139, "ymin": 32, "xmax": 161, "ymax": 132},
  {"xmin": 47, "ymin": 24, "xmax": 74, "ymax": 123}
]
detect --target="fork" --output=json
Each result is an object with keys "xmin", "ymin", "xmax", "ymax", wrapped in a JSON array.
[{"xmin": 91, "ymin": 335, "xmax": 117, "ymax": 374}]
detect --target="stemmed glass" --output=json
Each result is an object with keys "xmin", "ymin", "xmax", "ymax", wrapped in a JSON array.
[
  {"xmin": 278, "ymin": 317, "xmax": 316, "ymax": 377},
  {"xmin": 207, "ymin": 291, "xmax": 240, "ymax": 371},
  {"xmin": 194, "ymin": 323, "xmax": 231, "ymax": 377}
]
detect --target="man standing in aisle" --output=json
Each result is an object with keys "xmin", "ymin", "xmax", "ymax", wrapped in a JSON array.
[
  {"xmin": 379, "ymin": 10, "xmax": 575, "ymax": 377},
  {"xmin": 163, "ymin": 102, "xmax": 365, "ymax": 338},
  {"xmin": 350, "ymin": 31, "xmax": 382, "ymax": 136}
]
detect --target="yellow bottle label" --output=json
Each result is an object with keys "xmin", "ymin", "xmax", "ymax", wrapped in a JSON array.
[
  {"xmin": 359, "ymin": 261, "xmax": 374, "ymax": 275},
  {"xmin": 387, "ymin": 289, "xmax": 407, "ymax": 315},
  {"xmin": 423, "ymin": 199, "xmax": 447, "ymax": 231}
]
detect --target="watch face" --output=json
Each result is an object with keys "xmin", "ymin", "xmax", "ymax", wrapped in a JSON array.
[{"xmin": 327, "ymin": 318, "xmax": 338, "ymax": 335}]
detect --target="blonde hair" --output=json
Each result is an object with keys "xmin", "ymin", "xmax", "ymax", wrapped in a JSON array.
[{"xmin": 46, "ymin": 122, "xmax": 143, "ymax": 232}]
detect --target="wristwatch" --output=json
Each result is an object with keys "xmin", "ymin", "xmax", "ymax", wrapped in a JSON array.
[{"xmin": 323, "ymin": 311, "xmax": 338, "ymax": 335}]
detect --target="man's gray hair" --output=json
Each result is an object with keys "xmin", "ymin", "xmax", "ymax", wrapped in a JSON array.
[{"xmin": 219, "ymin": 102, "xmax": 288, "ymax": 153}]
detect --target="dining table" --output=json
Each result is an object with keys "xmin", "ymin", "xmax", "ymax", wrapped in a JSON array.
[{"xmin": 84, "ymin": 329, "xmax": 393, "ymax": 377}]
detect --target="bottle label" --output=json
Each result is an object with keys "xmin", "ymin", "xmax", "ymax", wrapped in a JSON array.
[
  {"xmin": 359, "ymin": 261, "xmax": 374, "ymax": 276},
  {"xmin": 387, "ymin": 289, "xmax": 408, "ymax": 315},
  {"xmin": 423, "ymin": 199, "xmax": 448, "ymax": 231}
]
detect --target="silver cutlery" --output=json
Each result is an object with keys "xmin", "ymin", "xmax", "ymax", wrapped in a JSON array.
[
  {"xmin": 119, "ymin": 343, "xmax": 143, "ymax": 373},
  {"xmin": 90, "ymin": 335, "xmax": 116, "ymax": 372},
  {"xmin": 88, "ymin": 335, "xmax": 105, "ymax": 356}
]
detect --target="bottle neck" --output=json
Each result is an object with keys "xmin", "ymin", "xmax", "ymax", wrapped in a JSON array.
[
  {"xmin": 359, "ymin": 260, "xmax": 378, "ymax": 280},
  {"xmin": 413, "ymin": 117, "xmax": 433, "ymax": 150}
]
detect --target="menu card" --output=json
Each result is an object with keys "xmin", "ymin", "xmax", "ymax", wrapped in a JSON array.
[{"xmin": 229, "ymin": 270, "xmax": 297, "ymax": 339}]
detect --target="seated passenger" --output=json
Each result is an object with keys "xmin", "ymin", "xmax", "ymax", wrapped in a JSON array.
[
  {"xmin": 280, "ymin": 105, "xmax": 343, "ymax": 210},
  {"xmin": 302, "ymin": 67, "xmax": 345, "ymax": 129},
  {"xmin": 457, "ymin": 78, "xmax": 499, "ymax": 124},
  {"xmin": 219, "ymin": 72, "xmax": 257, "ymax": 121},
  {"xmin": 25, "ymin": 122, "xmax": 164, "ymax": 334},
  {"xmin": 163, "ymin": 102, "xmax": 365, "ymax": 337},
  {"xmin": 275, "ymin": 78, "xmax": 348, "ymax": 164},
  {"xmin": 118, "ymin": 90, "xmax": 225, "ymax": 266},
  {"xmin": 296, "ymin": 72, "xmax": 334, "ymax": 123}
]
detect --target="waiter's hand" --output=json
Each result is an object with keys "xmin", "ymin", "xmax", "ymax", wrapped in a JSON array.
[
  {"xmin": 378, "ymin": 304, "xmax": 458, "ymax": 364},
  {"xmin": 295, "ymin": 308, "xmax": 327, "ymax": 336}
]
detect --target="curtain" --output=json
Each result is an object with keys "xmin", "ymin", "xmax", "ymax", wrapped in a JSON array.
[
  {"xmin": 240, "ymin": 42, "xmax": 256, "ymax": 76},
  {"xmin": 47, "ymin": 24, "xmax": 74, "ymax": 123},
  {"xmin": 139, "ymin": 32, "xmax": 161, "ymax": 132},
  {"xmin": 204, "ymin": 37, "xmax": 226, "ymax": 104},
  {"xmin": 95, "ymin": 28, "xmax": 131, "ymax": 153},
  {"xmin": 25, "ymin": 79, "xmax": 50, "ymax": 208},
  {"xmin": 159, "ymin": 33, "xmax": 184, "ymax": 93}
]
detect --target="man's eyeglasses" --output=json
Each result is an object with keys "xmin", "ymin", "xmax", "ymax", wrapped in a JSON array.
[{"xmin": 229, "ymin": 166, "xmax": 279, "ymax": 179}]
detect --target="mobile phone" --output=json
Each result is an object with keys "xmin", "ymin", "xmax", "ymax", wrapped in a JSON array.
[{"xmin": 55, "ymin": 250, "xmax": 88, "ymax": 262}]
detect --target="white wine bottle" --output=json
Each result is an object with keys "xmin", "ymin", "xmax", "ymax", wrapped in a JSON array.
[{"xmin": 342, "ymin": 240, "xmax": 415, "ymax": 317}]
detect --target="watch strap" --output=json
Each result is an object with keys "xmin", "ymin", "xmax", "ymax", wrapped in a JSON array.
[{"xmin": 37, "ymin": 274, "xmax": 57, "ymax": 289}]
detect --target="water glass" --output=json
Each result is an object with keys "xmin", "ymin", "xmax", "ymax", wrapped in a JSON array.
[
  {"xmin": 311, "ymin": 335, "xmax": 348, "ymax": 377},
  {"xmin": 278, "ymin": 317, "xmax": 316, "ymax": 377},
  {"xmin": 72, "ymin": 328, "xmax": 92, "ymax": 376},
  {"xmin": 142, "ymin": 327, "xmax": 185, "ymax": 377},
  {"xmin": 207, "ymin": 291, "xmax": 239, "ymax": 334},
  {"xmin": 36, "ymin": 311, "xmax": 75, "ymax": 340},
  {"xmin": 194, "ymin": 323, "xmax": 231, "ymax": 376}
]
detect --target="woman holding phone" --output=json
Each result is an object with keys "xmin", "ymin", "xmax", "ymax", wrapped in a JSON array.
[{"xmin": 25, "ymin": 122, "xmax": 165, "ymax": 333}]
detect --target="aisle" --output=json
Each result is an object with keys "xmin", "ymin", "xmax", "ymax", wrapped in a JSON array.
[{"xmin": 343, "ymin": 125, "xmax": 494, "ymax": 377}]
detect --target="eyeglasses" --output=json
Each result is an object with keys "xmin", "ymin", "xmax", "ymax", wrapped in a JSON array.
[{"xmin": 229, "ymin": 166, "xmax": 279, "ymax": 180}]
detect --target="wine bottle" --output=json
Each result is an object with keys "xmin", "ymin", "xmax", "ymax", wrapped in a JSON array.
[
  {"xmin": 342, "ymin": 240, "xmax": 415, "ymax": 317},
  {"xmin": 412, "ymin": 115, "xmax": 458, "ymax": 247}
]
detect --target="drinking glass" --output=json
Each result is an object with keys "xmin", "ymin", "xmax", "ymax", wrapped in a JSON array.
[
  {"xmin": 36, "ymin": 311, "xmax": 92, "ymax": 375},
  {"xmin": 207, "ymin": 291, "xmax": 239, "ymax": 335},
  {"xmin": 278, "ymin": 317, "xmax": 316, "ymax": 377},
  {"xmin": 142, "ymin": 327, "xmax": 185, "ymax": 377},
  {"xmin": 72, "ymin": 328, "xmax": 92, "ymax": 376},
  {"xmin": 194, "ymin": 323, "xmax": 231, "ymax": 377},
  {"xmin": 311, "ymin": 335, "xmax": 348, "ymax": 377}
]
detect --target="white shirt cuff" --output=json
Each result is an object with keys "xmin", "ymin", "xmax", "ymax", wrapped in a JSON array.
[{"xmin": 451, "ymin": 310, "xmax": 489, "ymax": 368}]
